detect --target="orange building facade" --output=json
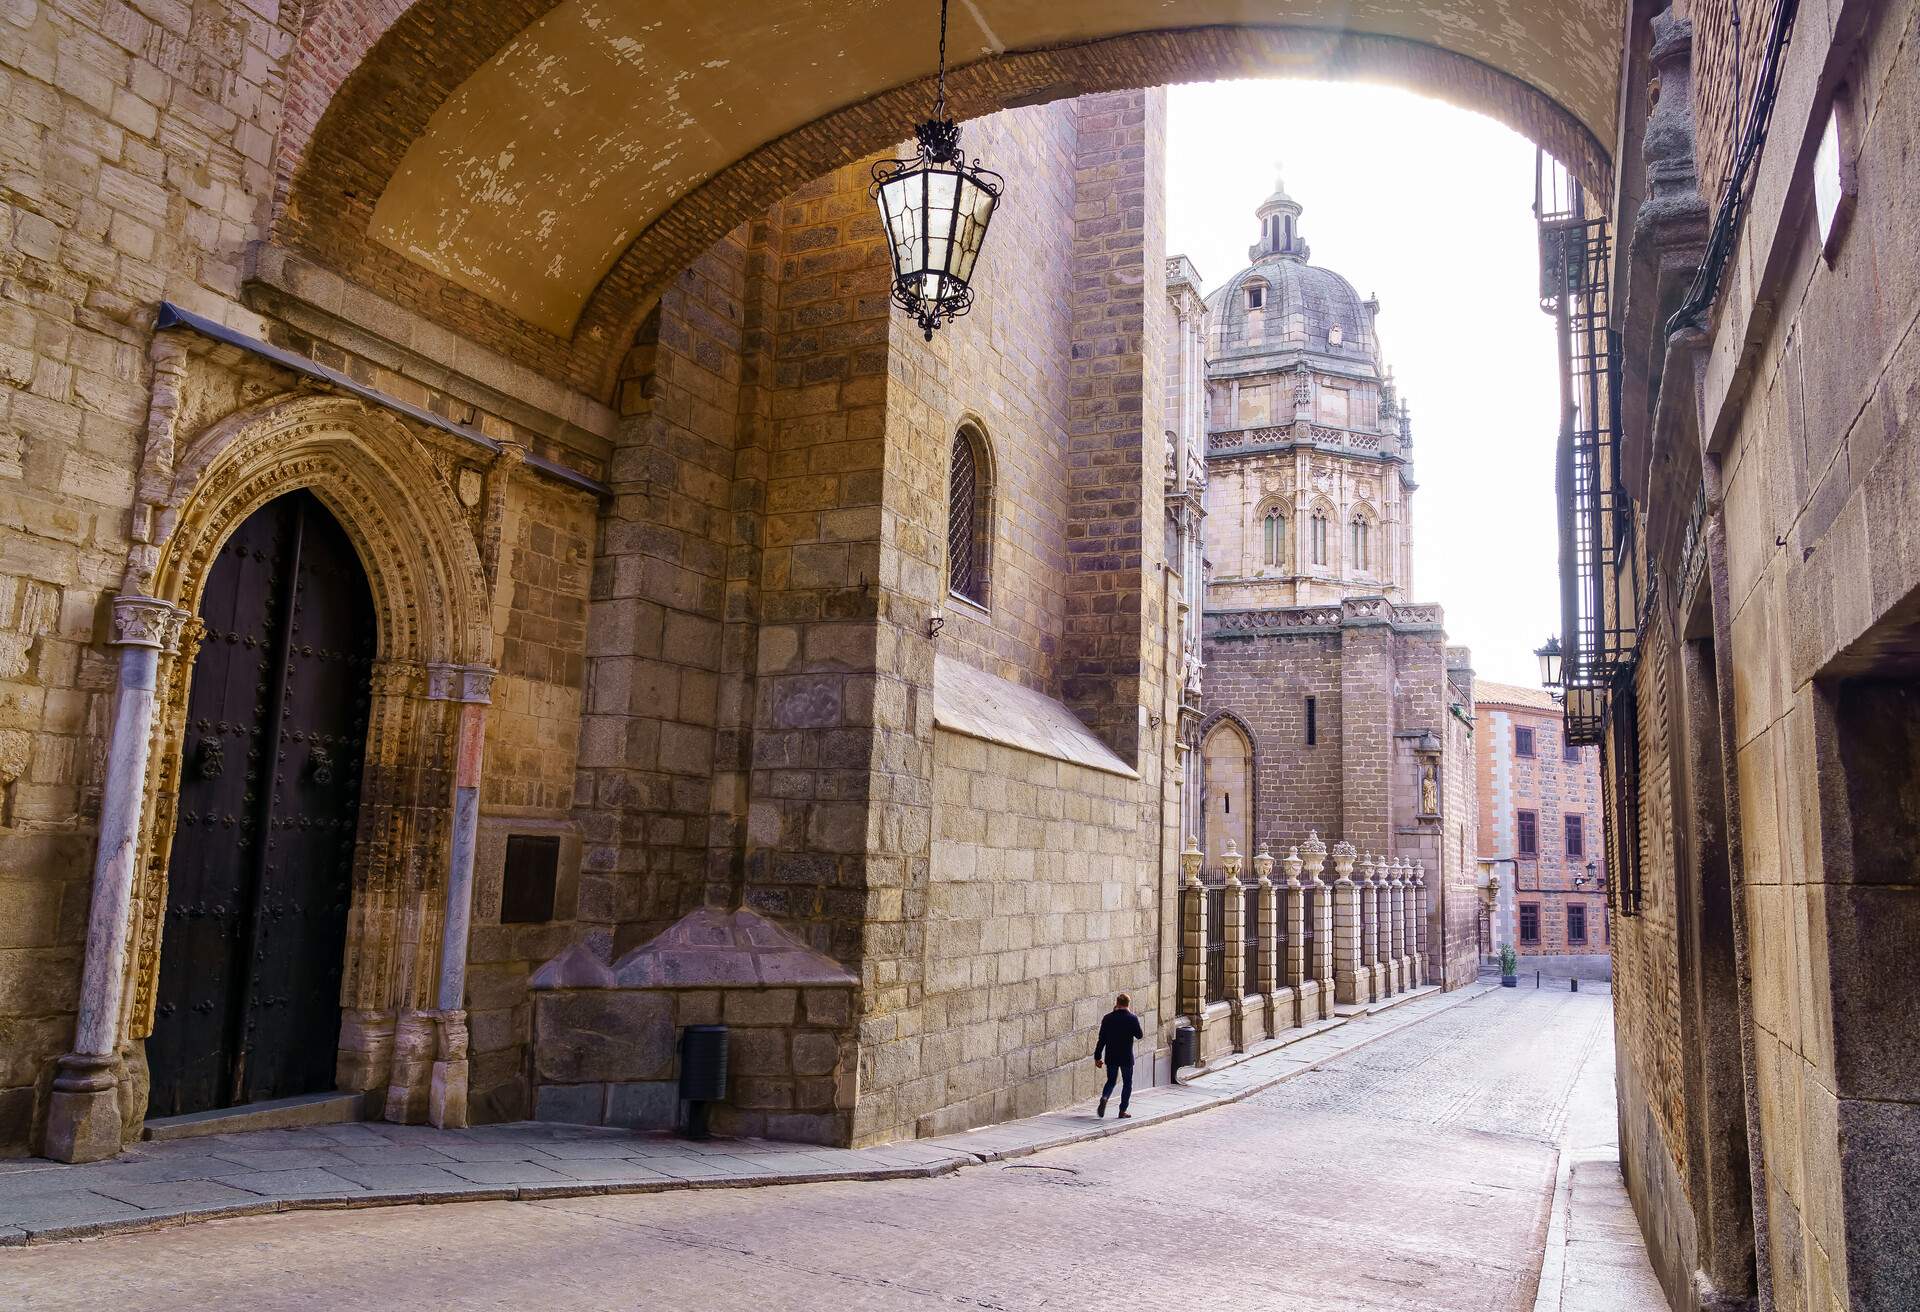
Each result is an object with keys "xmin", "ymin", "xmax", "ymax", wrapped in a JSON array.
[{"xmin": 1473, "ymin": 683, "xmax": 1606, "ymax": 958}]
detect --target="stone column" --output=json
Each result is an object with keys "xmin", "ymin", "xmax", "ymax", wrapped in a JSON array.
[
  {"xmin": 1359, "ymin": 855, "xmax": 1381, "ymax": 1003},
  {"xmin": 1413, "ymin": 862, "xmax": 1430, "ymax": 985},
  {"xmin": 1397, "ymin": 860, "xmax": 1412, "ymax": 989},
  {"xmin": 1332, "ymin": 841, "xmax": 1361, "ymax": 1006},
  {"xmin": 45, "ymin": 594, "xmax": 186, "ymax": 1162},
  {"xmin": 1305, "ymin": 832, "xmax": 1333, "ymax": 1016},
  {"xmin": 1282, "ymin": 846, "xmax": 1306, "ymax": 991},
  {"xmin": 430, "ymin": 664, "xmax": 494, "ymax": 1130},
  {"xmin": 1253, "ymin": 841, "xmax": 1278, "ymax": 1037},
  {"xmin": 1220, "ymin": 840, "xmax": 1247, "ymax": 1047},
  {"xmin": 1180, "ymin": 837, "xmax": 1206, "ymax": 1021}
]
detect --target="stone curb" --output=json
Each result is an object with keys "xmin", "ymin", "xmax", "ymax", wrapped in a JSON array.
[{"xmin": 4, "ymin": 984, "xmax": 1497, "ymax": 1246}]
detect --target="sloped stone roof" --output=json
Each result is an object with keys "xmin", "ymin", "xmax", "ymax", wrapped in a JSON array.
[
  {"xmin": 1205, "ymin": 256, "xmax": 1380, "ymax": 365},
  {"xmin": 932, "ymin": 654, "xmax": 1136, "ymax": 778},
  {"xmin": 529, "ymin": 908, "xmax": 856, "ymax": 990}
]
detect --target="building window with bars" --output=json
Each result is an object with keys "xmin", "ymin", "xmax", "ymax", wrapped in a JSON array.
[
  {"xmin": 1568, "ymin": 903, "xmax": 1588, "ymax": 945},
  {"xmin": 1263, "ymin": 507, "xmax": 1287, "ymax": 568},
  {"xmin": 948, "ymin": 425, "xmax": 992, "ymax": 607},
  {"xmin": 1565, "ymin": 813, "xmax": 1585, "ymax": 858},
  {"xmin": 1515, "ymin": 725, "xmax": 1535, "ymax": 757},
  {"xmin": 1519, "ymin": 903, "xmax": 1540, "ymax": 944},
  {"xmin": 1517, "ymin": 809, "xmax": 1538, "ymax": 857}
]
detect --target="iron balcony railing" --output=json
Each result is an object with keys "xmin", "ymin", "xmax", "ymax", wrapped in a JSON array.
[{"xmin": 1538, "ymin": 151, "xmax": 1635, "ymax": 745}]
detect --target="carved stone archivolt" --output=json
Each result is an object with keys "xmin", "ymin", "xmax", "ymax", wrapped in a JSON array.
[{"xmin": 115, "ymin": 391, "xmax": 494, "ymax": 1115}]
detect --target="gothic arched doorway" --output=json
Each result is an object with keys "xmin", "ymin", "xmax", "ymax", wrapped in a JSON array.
[{"xmin": 146, "ymin": 489, "xmax": 376, "ymax": 1118}]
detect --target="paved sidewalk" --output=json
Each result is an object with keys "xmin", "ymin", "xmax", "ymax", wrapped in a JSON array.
[
  {"xmin": 1532, "ymin": 997, "xmax": 1669, "ymax": 1311},
  {"xmin": 0, "ymin": 983, "xmax": 1490, "ymax": 1246}
]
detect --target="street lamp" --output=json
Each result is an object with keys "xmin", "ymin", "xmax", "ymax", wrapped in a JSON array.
[
  {"xmin": 1535, "ymin": 635, "xmax": 1564, "ymax": 688},
  {"xmin": 871, "ymin": 0, "xmax": 1005, "ymax": 341},
  {"xmin": 1574, "ymin": 859, "xmax": 1596, "ymax": 888},
  {"xmin": 1534, "ymin": 635, "xmax": 1565, "ymax": 705}
]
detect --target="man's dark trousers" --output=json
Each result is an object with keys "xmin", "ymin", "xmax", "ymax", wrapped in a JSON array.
[{"xmin": 1100, "ymin": 1059, "xmax": 1134, "ymax": 1113}]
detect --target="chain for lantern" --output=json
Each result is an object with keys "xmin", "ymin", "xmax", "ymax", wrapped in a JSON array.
[{"xmin": 870, "ymin": 0, "xmax": 1005, "ymax": 341}]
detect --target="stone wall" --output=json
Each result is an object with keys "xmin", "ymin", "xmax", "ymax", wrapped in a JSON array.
[
  {"xmin": 895, "ymin": 727, "xmax": 1156, "ymax": 1139},
  {"xmin": 1609, "ymin": 0, "xmax": 1920, "ymax": 1305}
]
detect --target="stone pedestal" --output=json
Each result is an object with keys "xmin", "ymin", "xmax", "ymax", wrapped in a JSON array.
[
  {"xmin": 1179, "ymin": 838, "xmax": 1207, "ymax": 1022},
  {"xmin": 1331, "ymin": 842, "xmax": 1361, "ymax": 1006},
  {"xmin": 1220, "ymin": 842, "xmax": 1247, "ymax": 1049},
  {"xmin": 1253, "ymin": 844, "xmax": 1279, "ymax": 1033}
]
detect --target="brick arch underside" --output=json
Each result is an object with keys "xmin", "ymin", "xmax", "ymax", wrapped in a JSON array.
[{"xmin": 280, "ymin": 12, "xmax": 1611, "ymax": 405}]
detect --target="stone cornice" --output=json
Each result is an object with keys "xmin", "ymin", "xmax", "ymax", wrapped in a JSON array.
[{"xmin": 1204, "ymin": 597, "xmax": 1445, "ymax": 638}]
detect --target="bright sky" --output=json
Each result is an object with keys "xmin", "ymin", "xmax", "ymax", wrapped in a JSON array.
[{"xmin": 1167, "ymin": 79, "xmax": 1560, "ymax": 690}]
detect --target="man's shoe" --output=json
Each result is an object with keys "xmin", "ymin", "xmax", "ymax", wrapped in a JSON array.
[
  {"xmin": 1097, "ymin": 1098, "xmax": 1108, "ymax": 1118},
  {"xmin": 1117, "ymin": 1111, "xmax": 1132, "ymax": 1119}
]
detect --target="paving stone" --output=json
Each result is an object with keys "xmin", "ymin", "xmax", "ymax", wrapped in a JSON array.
[
  {"xmin": 319, "ymin": 1164, "xmax": 481, "ymax": 1192},
  {"xmin": 89, "ymin": 1179, "xmax": 264, "ymax": 1211},
  {"xmin": 2, "ymin": 1190, "xmax": 132, "ymax": 1230},
  {"xmin": 207, "ymin": 1149, "xmax": 360, "ymax": 1173},
  {"xmin": 533, "ymin": 1159, "xmax": 675, "ymax": 1184},
  {"xmin": 220, "ymin": 1169, "xmax": 368, "ymax": 1198},
  {"xmin": 441, "ymin": 1160, "xmax": 576, "ymax": 1186}
]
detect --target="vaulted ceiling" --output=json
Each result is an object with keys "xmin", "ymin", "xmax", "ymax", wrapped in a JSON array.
[{"xmin": 334, "ymin": 0, "xmax": 1624, "ymax": 336}]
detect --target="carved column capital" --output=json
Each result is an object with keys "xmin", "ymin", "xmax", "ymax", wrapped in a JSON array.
[{"xmin": 109, "ymin": 595, "xmax": 187, "ymax": 650}]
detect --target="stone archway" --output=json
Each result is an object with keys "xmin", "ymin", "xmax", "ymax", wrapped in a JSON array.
[
  {"xmin": 274, "ymin": 2, "xmax": 1619, "ymax": 399},
  {"xmin": 45, "ymin": 390, "xmax": 499, "ymax": 1160},
  {"xmin": 136, "ymin": 394, "xmax": 494, "ymax": 1123}
]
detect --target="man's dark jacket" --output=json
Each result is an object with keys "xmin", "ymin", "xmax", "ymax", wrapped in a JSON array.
[{"xmin": 1094, "ymin": 1008, "xmax": 1144, "ymax": 1066}]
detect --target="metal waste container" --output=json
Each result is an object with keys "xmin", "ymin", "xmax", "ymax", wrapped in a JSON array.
[
  {"xmin": 680, "ymin": 1024, "xmax": 728, "ymax": 1139},
  {"xmin": 1171, "ymin": 1022, "xmax": 1197, "ymax": 1073}
]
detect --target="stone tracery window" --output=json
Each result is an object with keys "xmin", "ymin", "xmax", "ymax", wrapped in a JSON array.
[
  {"xmin": 1262, "ymin": 506, "xmax": 1287, "ymax": 568},
  {"xmin": 1349, "ymin": 515, "xmax": 1370, "ymax": 572},
  {"xmin": 948, "ymin": 425, "xmax": 992, "ymax": 606},
  {"xmin": 1310, "ymin": 509, "xmax": 1329, "ymax": 566}
]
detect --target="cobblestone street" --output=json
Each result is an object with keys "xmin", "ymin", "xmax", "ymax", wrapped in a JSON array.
[{"xmin": 0, "ymin": 985, "xmax": 1663, "ymax": 1311}]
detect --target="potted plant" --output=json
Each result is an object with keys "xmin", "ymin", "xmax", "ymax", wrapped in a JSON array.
[{"xmin": 1499, "ymin": 944, "xmax": 1519, "ymax": 988}]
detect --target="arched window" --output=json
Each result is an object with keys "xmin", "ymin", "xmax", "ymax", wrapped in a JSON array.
[
  {"xmin": 1262, "ymin": 507, "xmax": 1287, "ymax": 568},
  {"xmin": 948, "ymin": 425, "xmax": 991, "ymax": 606},
  {"xmin": 1310, "ymin": 510, "xmax": 1329, "ymax": 566},
  {"xmin": 1350, "ymin": 516, "xmax": 1370, "ymax": 572}
]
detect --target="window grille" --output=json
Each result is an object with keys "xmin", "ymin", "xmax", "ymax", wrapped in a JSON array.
[
  {"xmin": 1205, "ymin": 885, "xmax": 1226, "ymax": 1003},
  {"xmin": 1607, "ymin": 672, "xmax": 1645, "ymax": 915},
  {"xmin": 948, "ymin": 428, "xmax": 986, "ymax": 605}
]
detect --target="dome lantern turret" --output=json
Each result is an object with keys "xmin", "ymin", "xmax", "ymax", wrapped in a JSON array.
[{"xmin": 1251, "ymin": 165, "xmax": 1309, "ymax": 263}]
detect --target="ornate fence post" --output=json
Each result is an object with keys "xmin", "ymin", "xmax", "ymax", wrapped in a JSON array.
[
  {"xmin": 1413, "ymin": 861, "xmax": 1430, "ymax": 985},
  {"xmin": 1282, "ymin": 846, "xmax": 1306, "ymax": 995},
  {"xmin": 1181, "ymin": 836, "xmax": 1207, "ymax": 1020},
  {"xmin": 1332, "ymin": 841, "xmax": 1361, "ymax": 1005},
  {"xmin": 1305, "ymin": 833, "xmax": 1333, "ymax": 1014},
  {"xmin": 1254, "ymin": 841, "xmax": 1278, "ymax": 1035},
  {"xmin": 1359, "ymin": 854, "xmax": 1381, "ymax": 1003},
  {"xmin": 1253, "ymin": 841, "xmax": 1277, "ymax": 990},
  {"xmin": 1397, "ymin": 856, "xmax": 1413, "ymax": 991},
  {"xmin": 1221, "ymin": 840, "xmax": 1247, "ymax": 1046}
]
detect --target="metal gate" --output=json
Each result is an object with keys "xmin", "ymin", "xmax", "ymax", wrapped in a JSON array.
[{"xmin": 146, "ymin": 490, "xmax": 375, "ymax": 1118}]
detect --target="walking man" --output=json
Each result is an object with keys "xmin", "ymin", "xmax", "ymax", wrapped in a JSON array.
[{"xmin": 1094, "ymin": 993, "xmax": 1145, "ymax": 1118}]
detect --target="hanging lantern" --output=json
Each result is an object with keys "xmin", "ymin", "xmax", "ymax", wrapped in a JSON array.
[{"xmin": 871, "ymin": 0, "xmax": 1004, "ymax": 341}]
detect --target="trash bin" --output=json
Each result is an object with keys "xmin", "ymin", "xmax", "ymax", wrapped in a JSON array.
[
  {"xmin": 680, "ymin": 1024, "xmax": 728, "ymax": 1140},
  {"xmin": 1171, "ymin": 1022, "xmax": 1197, "ymax": 1073}
]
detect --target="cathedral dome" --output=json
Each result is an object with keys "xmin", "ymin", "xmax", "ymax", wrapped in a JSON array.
[{"xmin": 1202, "ymin": 174, "xmax": 1380, "ymax": 368}]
